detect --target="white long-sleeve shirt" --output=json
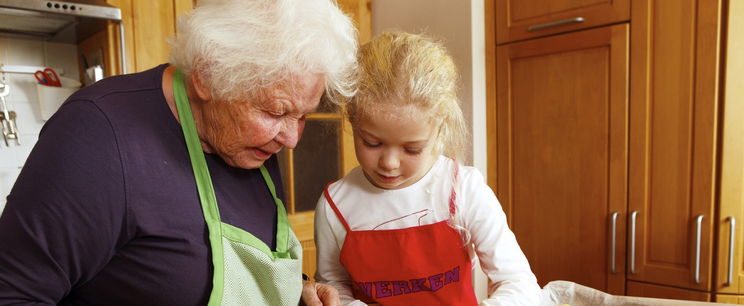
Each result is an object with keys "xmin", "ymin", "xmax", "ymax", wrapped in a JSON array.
[{"xmin": 314, "ymin": 156, "xmax": 541, "ymax": 305}]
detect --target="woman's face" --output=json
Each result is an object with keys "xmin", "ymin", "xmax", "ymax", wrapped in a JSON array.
[{"xmin": 198, "ymin": 74, "xmax": 325, "ymax": 169}]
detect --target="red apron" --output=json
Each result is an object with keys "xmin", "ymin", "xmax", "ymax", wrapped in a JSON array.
[{"xmin": 323, "ymin": 166, "xmax": 478, "ymax": 306}]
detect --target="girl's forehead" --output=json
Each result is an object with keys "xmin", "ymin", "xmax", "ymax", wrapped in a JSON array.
[{"xmin": 362, "ymin": 103, "xmax": 430, "ymax": 120}]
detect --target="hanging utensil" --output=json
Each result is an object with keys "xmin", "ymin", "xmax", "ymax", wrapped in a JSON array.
[
  {"xmin": 0, "ymin": 73, "xmax": 20, "ymax": 146},
  {"xmin": 34, "ymin": 68, "xmax": 62, "ymax": 87}
]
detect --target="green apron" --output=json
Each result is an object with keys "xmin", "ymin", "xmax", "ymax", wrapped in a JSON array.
[{"xmin": 172, "ymin": 69, "xmax": 304, "ymax": 306}]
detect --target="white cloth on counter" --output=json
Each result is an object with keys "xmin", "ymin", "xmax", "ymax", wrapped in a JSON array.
[
  {"xmin": 314, "ymin": 156, "xmax": 542, "ymax": 306},
  {"xmin": 539, "ymin": 280, "xmax": 736, "ymax": 306}
]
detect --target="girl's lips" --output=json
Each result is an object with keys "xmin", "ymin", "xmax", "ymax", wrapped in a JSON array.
[{"xmin": 377, "ymin": 173, "xmax": 400, "ymax": 182}]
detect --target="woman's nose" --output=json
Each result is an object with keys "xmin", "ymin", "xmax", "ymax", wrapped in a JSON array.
[{"xmin": 275, "ymin": 119, "xmax": 305, "ymax": 149}]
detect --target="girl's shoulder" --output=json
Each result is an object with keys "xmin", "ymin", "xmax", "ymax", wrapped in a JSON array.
[
  {"xmin": 439, "ymin": 156, "xmax": 486, "ymax": 186},
  {"xmin": 325, "ymin": 166, "xmax": 367, "ymax": 195}
]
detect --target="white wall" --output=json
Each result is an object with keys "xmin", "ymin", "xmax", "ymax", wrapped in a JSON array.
[
  {"xmin": 0, "ymin": 38, "xmax": 80, "ymax": 213},
  {"xmin": 371, "ymin": 0, "xmax": 489, "ymax": 300}
]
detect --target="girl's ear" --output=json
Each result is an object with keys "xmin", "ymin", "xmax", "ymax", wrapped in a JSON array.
[{"xmin": 190, "ymin": 71, "xmax": 212, "ymax": 102}]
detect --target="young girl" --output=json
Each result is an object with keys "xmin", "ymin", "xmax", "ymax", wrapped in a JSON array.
[{"xmin": 313, "ymin": 32, "xmax": 541, "ymax": 305}]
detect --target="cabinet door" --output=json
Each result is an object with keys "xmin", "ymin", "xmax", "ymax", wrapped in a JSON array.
[
  {"xmin": 627, "ymin": 281, "xmax": 710, "ymax": 302},
  {"xmin": 716, "ymin": 0, "xmax": 744, "ymax": 296},
  {"xmin": 495, "ymin": 0, "xmax": 629, "ymax": 44},
  {"xmin": 627, "ymin": 0, "xmax": 722, "ymax": 291},
  {"xmin": 495, "ymin": 24, "xmax": 628, "ymax": 294}
]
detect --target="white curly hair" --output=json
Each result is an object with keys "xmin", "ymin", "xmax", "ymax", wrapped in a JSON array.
[{"xmin": 169, "ymin": 0, "xmax": 357, "ymax": 103}]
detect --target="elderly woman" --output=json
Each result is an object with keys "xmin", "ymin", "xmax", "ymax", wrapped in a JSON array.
[{"xmin": 0, "ymin": 0, "xmax": 356, "ymax": 305}]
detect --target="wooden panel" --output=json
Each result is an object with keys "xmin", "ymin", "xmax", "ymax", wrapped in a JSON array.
[
  {"xmin": 495, "ymin": 0, "xmax": 629, "ymax": 44},
  {"xmin": 628, "ymin": 0, "xmax": 722, "ymax": 291},
  {"xmin": 288, "ymin": 211, "xmax": 317, "ymax": 280},
  {"xmin": 131, "ymin": 1, "xmax": 175, "ymax": 72},
  {"xmin": 627, "ymin": 281, "xmax": 710, "ymax": 301},
  {"xmin": 495, "ymin": 24, "xmax": 628, "ymax": 294},
  {"xmin": 336, "ymin": 0, "xmax": 372, "ymax": 44},
  {"xmin": 716, "ymin": 0, "xmax": 744, "ymax": 295},
  {"xmin": 173, "ymin": 0, "xmax": 195, "ymax": 23},
  {"xmin": 716, "ymin": 294, "xmax": 744, "ymax": 304}
]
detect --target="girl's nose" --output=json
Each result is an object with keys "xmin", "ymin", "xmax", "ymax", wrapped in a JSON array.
[{"xmin": 379, "ymin": 149, "xmax": 400, "ymax": 171}]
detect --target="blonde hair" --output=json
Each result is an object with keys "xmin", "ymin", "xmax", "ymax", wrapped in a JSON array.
[
  {"xmin": 344, "ymin": 31, "xmax": 467, "ymax": 159},
  {"xmin": 169, "ymin": 0, "xmax": 357, "ymax": 103},
  {"xmin": 348, "ymin": 32, "xmax": 472, "ymax": 248}
]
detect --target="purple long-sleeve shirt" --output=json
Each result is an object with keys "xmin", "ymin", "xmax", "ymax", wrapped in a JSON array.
[{"xmin": 0, "ymin": 64, "xmax": 284, "ymax": 305}]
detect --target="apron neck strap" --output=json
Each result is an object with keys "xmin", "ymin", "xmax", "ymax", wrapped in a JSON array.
[{"xmin": 172, "ymin": 68, "xmax": 290, "ymax": 253}]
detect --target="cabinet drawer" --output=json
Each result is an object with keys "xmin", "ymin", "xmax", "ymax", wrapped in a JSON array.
[{"xmin": 495, "ymin": 0, "xmax": 629, "ymax": 44}]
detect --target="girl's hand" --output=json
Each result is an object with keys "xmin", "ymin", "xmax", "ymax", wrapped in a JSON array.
[{"xmin": 300, "ymin": 280, "xmax": 341, "ymax": 306}]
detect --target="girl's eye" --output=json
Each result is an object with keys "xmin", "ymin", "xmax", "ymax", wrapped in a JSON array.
[
  {"xmin": 362, "ymin": 139, "xmax": 380, "ymax": 147},
  {"xmin": 405, "ymin": 148, "xmax": 423, "ymax": 155}
]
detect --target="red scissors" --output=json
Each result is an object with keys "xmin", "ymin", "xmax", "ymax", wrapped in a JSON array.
[{"xmin": 34, "ymin": 68, "xmax": 61, "ymax": 87}]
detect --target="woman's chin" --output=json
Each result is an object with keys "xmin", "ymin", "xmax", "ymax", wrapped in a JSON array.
[{"xmin": 221, "ymin": 151, "xmax": 269, "ymax": 170}]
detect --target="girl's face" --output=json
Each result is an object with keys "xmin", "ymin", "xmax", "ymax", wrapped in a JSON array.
[{"xmin": 353, "ymin": 104, "xmax": 439, "ymax": 190}]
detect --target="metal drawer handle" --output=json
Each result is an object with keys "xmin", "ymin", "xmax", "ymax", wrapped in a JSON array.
[
  {"xmin": 630, "ymin": 210, "xmax": 638, "ymax": 274},
  {"xmin": 610, "ymin": 211, "xmax": 618, "ymax": 273},
  {"xmin": 726, "ymin": 216, "xmax": 736, "ymax": 286},
  {"xmin": 527, "ymin": 17, "xmax": 585, "ymax": 32},
  {"xmin": 694, "ymin": 214, "xmax": 704, "ymax": 284}
]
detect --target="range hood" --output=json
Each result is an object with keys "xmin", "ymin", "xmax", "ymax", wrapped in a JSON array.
[
  {"xmin": 0, "ymin": 0, "xmax": 120, "ymax": 43},
  {"xmin": 0, "ymin": 0, "xmax": 126, "ymax": 73}
]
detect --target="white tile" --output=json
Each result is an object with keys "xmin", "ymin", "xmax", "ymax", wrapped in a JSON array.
[
  {"xmin": 8, "ymin": 99, "xmax": 45, "ymax": 135},
  {"xmin": 4, "ymin": 73, "xmax": 37, "ymax": 103},
  {"xmin": 45, "ymin": 42, "xmax": 80, "ymax": 80},
  {"xmin": 0, "ymin": 37, "xmax": 7, "ymax": 65},
  {"xmin": 0, "ymin": 145, "xmax": 18, "ymax": 168},
  {"xmin": 13, "ymin": 133, "xmax": 37, "ymax": 167},
  {"xmin": 6, "ymin": 38, "xmax": 45, "ymax": 67},
  {"xmin": 0, "ymin": 166, "xmax": 21, "ymax": 212}
]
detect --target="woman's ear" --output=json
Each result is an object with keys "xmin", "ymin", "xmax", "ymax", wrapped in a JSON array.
[{"xmin": 190, "ymin": 71, "xmax": 212, "ymax": 102}]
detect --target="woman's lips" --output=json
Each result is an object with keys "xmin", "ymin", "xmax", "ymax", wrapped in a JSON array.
[{"xmin": 254, "ymin": 148, "xmax": 273, "ymax": 160}]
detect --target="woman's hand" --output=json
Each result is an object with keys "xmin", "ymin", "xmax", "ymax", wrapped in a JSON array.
[{"xmin": 300, "ymin": 280, "xmax": 340, "ymax": 306}]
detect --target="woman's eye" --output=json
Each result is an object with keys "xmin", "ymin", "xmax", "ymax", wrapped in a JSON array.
[{"xmin": 267, "ymin": 111, "xmax": 285, "ymax": 118}]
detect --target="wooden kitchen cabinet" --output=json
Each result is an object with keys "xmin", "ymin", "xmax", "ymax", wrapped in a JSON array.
[
  {"xmin": 626, "ymin": 0, "xmax": 722, "ymax": 292},
  {"xmin": 495, "ymin": 0, "xmax": 629, "ymax": 44},
  {"xmin": 715, "ymin": 0, "xmax": 744, "ymax": 298},
  {"xmin": 488, "ymin": 0, "xmax": 744, "ymax": 302},
  {"xmin": 494, "ymin": 24, "xmax": 629, "ymax": 294}
]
